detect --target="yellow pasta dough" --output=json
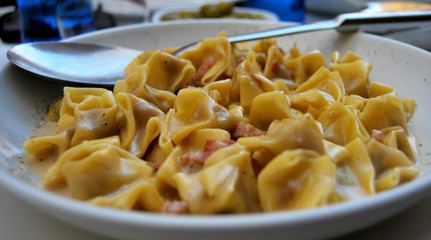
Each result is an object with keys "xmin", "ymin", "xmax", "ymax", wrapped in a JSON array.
[{"xmin": 23, "ymin": 32, "xmax": 419, "ymax": 215}]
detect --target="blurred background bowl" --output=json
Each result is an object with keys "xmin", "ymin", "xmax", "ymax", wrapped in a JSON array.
[{"xmin": 151, "ymin": 4, "xmax": 279, "ymax": 22}]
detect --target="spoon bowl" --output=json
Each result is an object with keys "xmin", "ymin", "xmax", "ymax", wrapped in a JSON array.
[{"xmin": 7, "ymin": 42, "xmax": 142, "ymax": 87}]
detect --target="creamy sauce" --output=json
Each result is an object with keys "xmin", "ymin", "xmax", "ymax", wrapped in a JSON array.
[
  {"xmin": 24, "ymin": 121, "xmax": 58, "ymax": 176},
  {"xmin": 22, "ymin": 151, "xmax": 55, "ymax": 178},
  {"xmin": 22, "ymin": 121, "xmax": 72, "ymax": 197}
]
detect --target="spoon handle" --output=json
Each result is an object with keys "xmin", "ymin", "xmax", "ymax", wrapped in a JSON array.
[
  {"xmin": 228, "ymin": 10, "xmax": 431, "ymax": 43},
  {"xmin": 172, "ymin": 10, "xmax": 431, "ymax": 55},
  {"xmin": 337, "ymin": 10, "xmax": 431, "ymax": 34},
  {"xmin": 227, "ymin": 20, "xmax": 340, "ymax": 43}
]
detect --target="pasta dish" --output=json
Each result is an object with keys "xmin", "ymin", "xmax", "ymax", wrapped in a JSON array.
[{"xmin": 22, "ymin": 32, "xmax": 419, "ymax": 214}]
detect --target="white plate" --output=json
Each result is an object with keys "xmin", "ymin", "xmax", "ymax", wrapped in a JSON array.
[
  {"xmin": 1, "ymin": 20, "xmax": 431, "ymax": 240},
  {"xmin": 151, "ymin": 6, "xmax": 279, "ymax": 22}
]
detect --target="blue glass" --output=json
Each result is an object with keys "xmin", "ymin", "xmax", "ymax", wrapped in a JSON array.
[
  {"xmin": 56, "ymin": 0, "xmax": 95, "ymax": 38},
  {"xmin": 17, "ymin": 0, "xmax": 60, "ymax": 42},
  {"xmin": 244, "ymin": 0, "xmax": 305, "ymax": 23}
]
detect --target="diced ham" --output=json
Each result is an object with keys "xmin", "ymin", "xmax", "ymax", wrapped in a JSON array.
[
  {"xmin": 204, "ymin": 139, "xmax": 235, "ymax": 152},
  {"xmin": 184, "ymin": 55, "xmax": 217, "ymax": 88},
  {"xmin": 196, "ymin": 55, "xmax": 217, "ymax": 80},
  {"xmin": 271, "ymin": 59, "xmax": 280, "ymax": 74},
  {"xmin": 232, "ymin": 122, "xmax": 266, "ymax": 139},
  {"xmin": 371, "ymin": 129, "xmax": 385, "ymax": 143},
  {"xmin": 178, "ymin": 139, "xmax": 236, "ymax": 168},
  {"xmin": 160, "ymin": 200, "xmax": 188, "ymax": 214},
  {"xmin": 178, "ymin": 151, "xmax": 212, "ymax": 167},
  {"xmin": 235, "ymin": 56, "xmax": 246, "ymax": 67},
  {"xmin": 251, "ymin": 158, "xmax": 264, "ymax": 176},
  {"xmin": 269, "ymin": 59, "xmax": 293, "ymax": 80},
  {"xmin": 147, "ymin": 162, "xmax": 161, "ymax": 173},
  {"xmin": 277, "ymin": 47, "xmax": 285, "ymax": 55}
]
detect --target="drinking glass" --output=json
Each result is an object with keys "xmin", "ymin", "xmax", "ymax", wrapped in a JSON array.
[
  {"xmin": 17, "ymin": 0, "xmax": 60, "ymax": 42},
  {"xmin": 56, "ymin": 0, "xmax": 95, "ymax": 39},
  {"xmin": 244, "ymin": 0, "xmax": 305, "ymax": 23}
]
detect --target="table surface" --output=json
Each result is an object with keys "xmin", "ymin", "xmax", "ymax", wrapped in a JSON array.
[{"xmin": 2, "ymin": 3, "xmax": 431, "ymax": 240}]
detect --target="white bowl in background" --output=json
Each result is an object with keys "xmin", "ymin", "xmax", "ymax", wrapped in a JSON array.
[{"xmin": 151, "ymin": 6, "xmax": 279, "ymax": 22}]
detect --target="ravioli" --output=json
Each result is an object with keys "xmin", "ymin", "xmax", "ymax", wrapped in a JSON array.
[{"xmin": 23, "ymin": 32, "xmax": 419, "ymax": 215}]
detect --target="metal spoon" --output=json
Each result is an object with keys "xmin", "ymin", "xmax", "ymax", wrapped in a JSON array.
[
  {"xmin": 7, "ymin": 2, "xmax": 431, "ymax": 87},
  {"xmin": 7, "ymin": 42, "xmax": 142, "ymax": 87}
]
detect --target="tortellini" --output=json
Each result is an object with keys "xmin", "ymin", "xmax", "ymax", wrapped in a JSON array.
[
  {"xmin": 180, "ymin": 31, "xmax": 234, "ymax": 85},
  {"xmin": 258, "ymin": 149, "xmax": 335, "ymax": 212},
  {"xmin": 231, "ymin": 50, "xmax": 277, "ymax": 111},
  {"xmin": 115, "ymin": 92, "xmax": 164, "ymax": 158},
  {"xmin": 42, "ymin": 136, "xmax": 153, "ymax": 200},
  {"xmin": 57, "ymin": 87, "xmax": 119, "ymax": 146},
  {"xmin": 174, "ymin": 143, "xmax": 260, "ymax": 214},
  {"xmin": 23, "ymin": 32, "xmax": 419, "ymax": 215},
  {"xmin": 318, "ymin": 101, "xmax": 369, "ymax": 145},
  {"xmin": 115, "ymin": 50, "xmax": 196, "ymax": 93},
  {"xmin": 330, "ymin": 51, "xmax": 372, "ymax": 97},
  {"xmin": 360, "ymin": 95, "xmax": 410, "ymax": 133}
]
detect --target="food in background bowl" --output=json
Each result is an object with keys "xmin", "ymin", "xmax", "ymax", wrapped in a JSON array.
[{"xmin": 152, "ymin": 2, "xmax": 279, "ymax": 22}]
